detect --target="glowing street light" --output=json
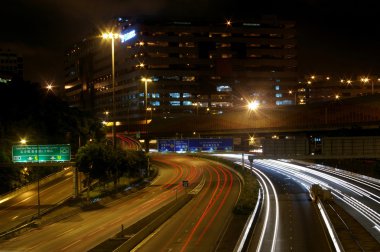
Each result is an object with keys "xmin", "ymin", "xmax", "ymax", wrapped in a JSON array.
[
  {"xmin": 102, "ymin": 32, "xmax": 122, "ymax": 149},
  {"xmin": 247, "ymin": 100, "xmax": 260, "ymax": 151},
  {"xmin": 46, "ymin": 83, "xmax": 53, "ymax": 91},
  {"xmin": 248, "ymin": 100, "xmax": 260, "ymax": 111},
  {"xmin": 360, "ymin": 77, "xmax": 374, "ymax": 94},
  {"xmin": 141, "ymin": 77, "xmax": 152, "ymax": 152}
]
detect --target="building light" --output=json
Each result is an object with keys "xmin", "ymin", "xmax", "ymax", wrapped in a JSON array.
[{"xmin": 121, "ymin": 29, "xmax": 136, "ymax": 43}]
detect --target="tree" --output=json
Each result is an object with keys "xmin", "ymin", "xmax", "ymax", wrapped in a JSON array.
[
  {"xmin": 0, "ymin": 164, "xmax": 18, "ymax": 194},
  {"xmin": 0, "ymin": 78, "xmax": 105, "ymax": 195},
  {"xmin": 0, "ymin": 78, "xmax": 105, "ymax": 160},
  {"xmin": 76, "ymin": 141, "xmax": 148, "ymax": 200}
]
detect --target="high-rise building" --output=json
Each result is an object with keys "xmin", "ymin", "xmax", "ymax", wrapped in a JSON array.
[
  {"xmin": 0, "ymin": 49, "xmax": 23, "ymax": 83},
  {"xmin": 64, "ymin": 16, "xmax": 297, "ymax": 131}
]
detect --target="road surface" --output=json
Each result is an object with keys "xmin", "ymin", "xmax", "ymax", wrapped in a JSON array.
[
  {"xmin": 0, "ymin": 154, "xmax": 238, "ymax": 251},
  {"xmin": 133, "ymin": 155, "xmax": 242, "ymax": 252}
]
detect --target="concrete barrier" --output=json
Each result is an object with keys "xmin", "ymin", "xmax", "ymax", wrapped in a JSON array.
[
  {"xmin": 316, "ymin": 198, "xmax": 344, "ymax": 252},
  {"xmin": 113, "ymin": 194, "xmax": 192, "ymax": 252}
]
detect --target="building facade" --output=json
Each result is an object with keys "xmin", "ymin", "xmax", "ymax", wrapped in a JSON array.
[
  {"xmin": 296, "ymin": 75, "xmax": 380, "ymax": 104},
  {"xmin": 64, "ymin": 16, "xmax": 297, "ymax": 131},
  {"xmin": 0, "ymin": 49, "xmax": 23, "ymax": 83}
]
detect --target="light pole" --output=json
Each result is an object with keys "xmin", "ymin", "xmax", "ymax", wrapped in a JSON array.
[
  {"xmin": 361, "ymin": 77, "xmax": 374, "ymax": 95},
  {"xmin": 289, "ymin": 90, "xmax": 297, "ymax": 105},
  {"xmin": 247, "ymin": 100, "xmax": 260, "ymax": 151},
  {"xmin": 102, "ymin": 32, "xmax": 121, "ymax": 149},
  {"xmin": 20, "ymin": 138, "xmax": 40, "ymax": 218},
  {"xmin": 141, "ymin": 77, "xmax": 152, "ymax": 152}
]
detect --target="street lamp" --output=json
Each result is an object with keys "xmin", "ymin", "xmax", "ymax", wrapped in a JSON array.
[
  {"xmin": 20, "ymin": 138, "xmax": 40, "ymax": 218},
  {"xmin": 102, "ymin": 32, "xmax": 121, "ymax": 149},
  {"xmin": 46, "ymin": 82, "xmax": 53, "ymax": 92},
  {"xmin": 247, "ymin": 100, "xmax": 260, "ymax": 151},
  {"xmin": 248, "ymin": 100, "xmax": 260, "ymax": 111},
  {"xmin": 289, "ymin": 90, "xmax": 297, "ymax": 105},
  {"xmin": 141, "ymin": 77, "xmax": 152, "ymax": 152},
  {"xmin": 360, "ymin": 77, "xmax": 374, "ymax": 95}
]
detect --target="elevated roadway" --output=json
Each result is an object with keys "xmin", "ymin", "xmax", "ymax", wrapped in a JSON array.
[{"xmin": 145, "ymin": 94, "xmax": 380, "ymax": 140}]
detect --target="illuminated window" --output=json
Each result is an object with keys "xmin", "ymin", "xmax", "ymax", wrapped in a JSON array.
[
  {"xmin": 163, "ymin": 76, "xmax": 180, "ymax": 80},
  {"xmin": 183, "ymin": 101, "xmax": 192, "ymax": 106},
  {"xmin": 169, "ymin": 93, "xmax": 180, "ymax": 98},
  {"xmin": 221, "ymin": 54, "xmax": 232, "ymax": 58},
  {"xmin": 170, "ymin": 101, "xmax": 181, "ymax": 106},
  {"xmin": 275, "ymin": 85, "xmax": 280, "ymax": 90},
  {"xmin": 276, "ymin": 100, "xmax": 292, "ymax": 106},
  {"xmin": 179, "ymin": 42, "xmax": 195, "ymax": 48},
  {"xmin": 221, "ymin": 33, "xmax": 231, "ymax": 37},
  {"xmin": 276, "ymin": 93, "xmax": 283, "ymax": 98},
  {"xmin": 211, "ymin": 102, "xmax": 233, "ymax": 107},
  {"xmin": 182, "ymin": 76, "xmax": 195, "ymax": 81},
  {"xmin": 216, "ymin": 85, "xmax": 232, "ymax": 92},
  {"xmin": 151, "ymin": 101, "xmax": 160, "ymax": 106},
  {"xmin": 147, "ymin": 41, "xmax": 168, "ymax": 47},
  {"xmin": 183, "ymin": 93, "xmax": 192, "ymax": 98}
]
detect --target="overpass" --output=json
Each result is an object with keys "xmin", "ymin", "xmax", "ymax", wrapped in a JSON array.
[
  {"xmin": 147, "ymin": 94, "xmax": 380, "ymax": 137},
  {"xmin": 141, "ymin": 94, "xmax": 380, "ymax": 158}
]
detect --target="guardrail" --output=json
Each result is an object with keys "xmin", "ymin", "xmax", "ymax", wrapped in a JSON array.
[
  {"xmin": 113, "ymin": 194, "xmax": 192, "ymax": 252},
  {"xmin": 233, "ymin": 188, "xmax": 263, "ymax": 252},
  {"xmin": 0, "ymin": 221, "xmax": 37, "ymax": 240},
  {"xmin": 316, "ymin": 198, "xmax": 344, "ymax": 252}
]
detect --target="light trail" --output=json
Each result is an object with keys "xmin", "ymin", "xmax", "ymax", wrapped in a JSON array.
[
  {"xmin": 214, "ymin": 153, "xmax": 380, "ymax": 246},
  {"xmin": 253, "ymin": 159, "xmax": 380, "ymax": 238},
  {"xmin": 236, "ymin": 161, "xmax": 279, "ymax": 252}
]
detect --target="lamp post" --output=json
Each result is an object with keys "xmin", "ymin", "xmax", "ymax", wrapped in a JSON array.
[
  {"xmin": 102, "ymin": 32, "xmax": 121, "ymax": 149},
  {"xmin": 289, "ymin": 90, "xmax": 297, "ymax": 105},
  {"xmin": 141, "ymin": 77, "xmax": 152, "ymax": 152},
  {"xmin": 361, "ymin": 77, "xmax": 374, "ymax": 95},
  {"xmin": 247, "ymin": 100, "xmax": 260, "ymax": 151},
  {"xmin": 20, "ymin": 138, "xmax": 40, "ymax": 218}
]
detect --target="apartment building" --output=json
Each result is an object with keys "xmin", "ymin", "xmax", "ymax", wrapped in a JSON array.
[
  {"xmin": 64, "ymin": 16, "xmax": 297, "ymax": 129},
  {"xmin": 0, "ymin": 49, "xmax": 23, "ymax": 83}
]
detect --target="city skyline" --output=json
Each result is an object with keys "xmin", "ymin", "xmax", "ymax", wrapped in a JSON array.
[{"xmin": 1, "ymin": 0, "xmax": 379, "ymax": 84}]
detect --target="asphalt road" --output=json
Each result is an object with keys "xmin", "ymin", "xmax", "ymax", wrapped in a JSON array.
[
  {"xmin": 0, "ymin": 167, "xmax": 74, "ymax": 234},
  {"xmin": 213, "ymin": 154, "xmax": 332, "ymax": 252},
  {"xmin": 0, "ymin": 154, "xmax": 228, "ymax": 251},
  {"xmin": 248, "ymin": 161, "xmax": 332, "ymax": 252},
  {"xmin": 132, "ymin": 155, "xmax": 242, "ymax": 252}
]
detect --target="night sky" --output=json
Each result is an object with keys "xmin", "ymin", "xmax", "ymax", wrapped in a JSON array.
[{"xmin": 1, "ymin": 0, "xmax": 379, "ymax": 84}]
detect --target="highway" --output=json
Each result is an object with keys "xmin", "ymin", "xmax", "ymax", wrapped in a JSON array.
[
  {"xmin": 0, "ymin": 167, "xmax": 74, "ymax": 234},
  {"xmin": 217, "ymin": 153, "xmax": 380, "ymax": 250},
  {"xmin": 276, "ymin": 159, "xmax": 380, "ymax": 244},
  {"xmin": 133, "ymin": 155, "xmax": 242, "ymax": 252},
  {"xmin": 4, "ymin": 152, "xmax": 377, "ymax": 251},
  {"xmin": 0, "ymin": 154, "xmax": 241, "ymax": 251},
  {"xmin": 214, "ymin": 154, "xmax": 333, "ymax": 252},
  {"xmin": 247, "ymin": 162, "xmax": 332, "ymax": 251}
]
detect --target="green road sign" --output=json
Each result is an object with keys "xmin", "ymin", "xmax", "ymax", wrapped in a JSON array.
[{"xmin": 12, "ymin": 144, "xmax": 71, "ymax": 163}]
